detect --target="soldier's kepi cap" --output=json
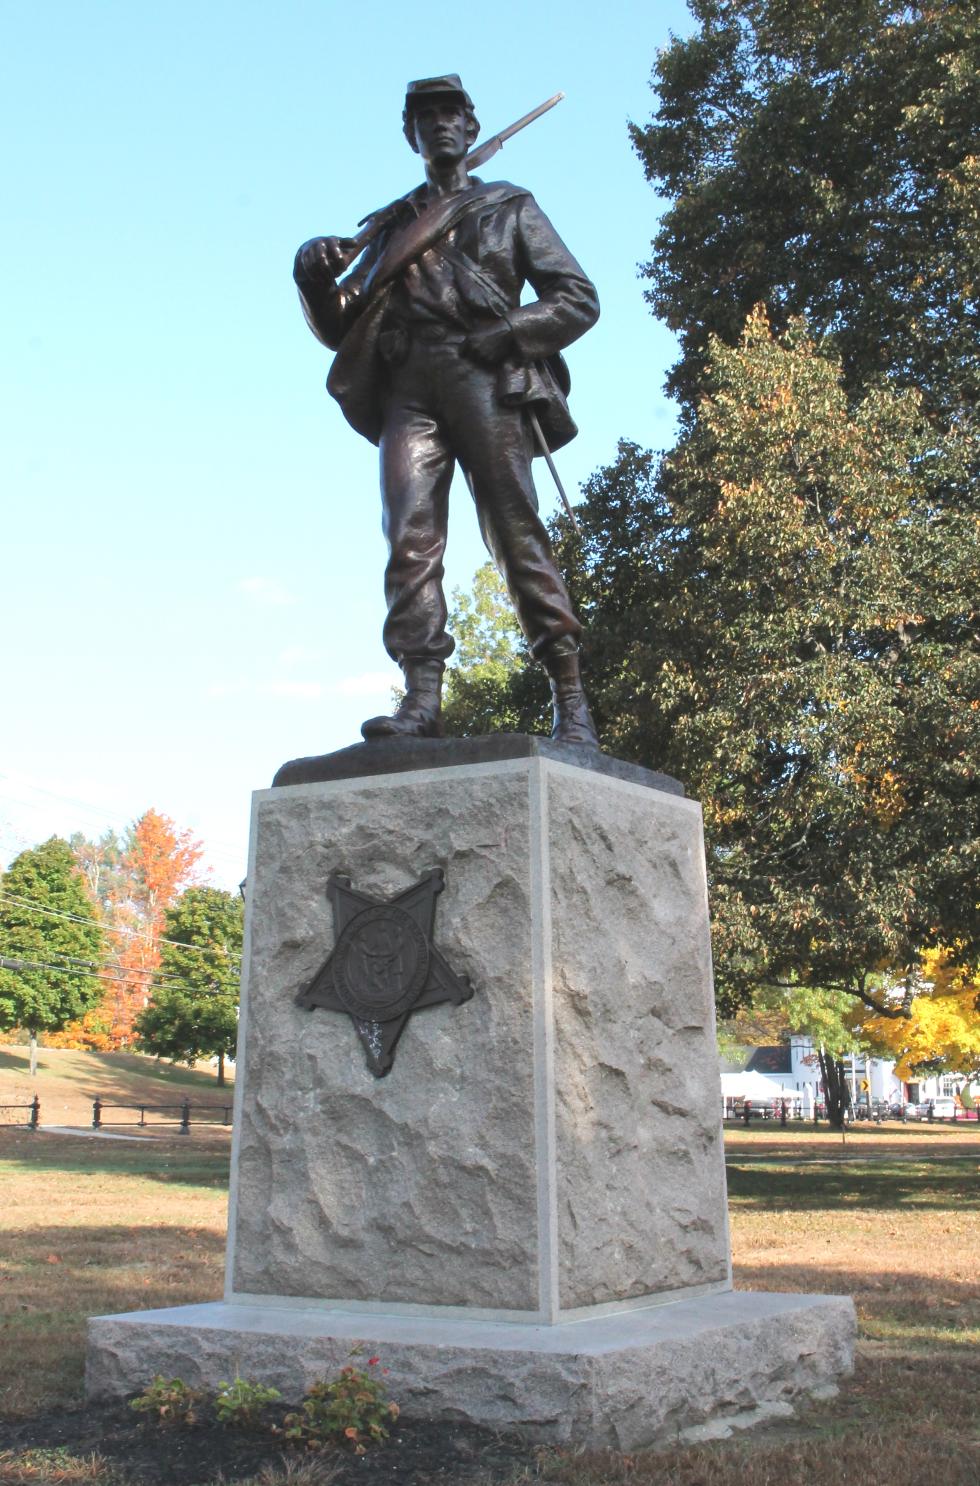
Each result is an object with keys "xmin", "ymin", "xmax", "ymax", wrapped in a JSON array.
[
  {"xmin": 402, "ymin": 74, "xmax": 479, "ymax": 149},
  {"xmin": 403, "ymin": 74, "xmax": 475, "ymax": 113}
]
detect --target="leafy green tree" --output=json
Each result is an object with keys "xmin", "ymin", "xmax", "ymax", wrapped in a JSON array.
[
  {"xmin": 134, "ymin": 886, "xmax": 243, "ymax": 1084},
  {"xmin": 448, "ymin": 563, "xmax": 524, "ymax": 677},
  {"xmin": 562, "ymin": 313, "xmax": 979, "ymax": 1013},
  {"xmin": 450, "ymin": 314, "xmax": 979, "ymax": 1020},
  {"xmin": 632, "ymin": 0, "xmax": 980, "ymax": 436},
  {"xmin": 442, "ymin": 563, "xmax": 549, "ymax": 737},
  {"xmin": 753, "ymin": 984, "xmax": 875, "ymax": 1128},
  {"xmin": 0, "ymin": 837, "xmax": 104, "ymax": 1073}
]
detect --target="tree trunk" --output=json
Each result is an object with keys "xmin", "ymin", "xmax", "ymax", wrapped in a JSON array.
[
  {"xmin": 29, "ymin": 1028, "xmax": 38, "ymax": 1078},
  {"xmin": 217, "ymin": 1051, "xmax": 225, "ymax": 1087},
  {"xmin": 817, "ymin": 1047, "xmax": 851, "ymax": 1130}
]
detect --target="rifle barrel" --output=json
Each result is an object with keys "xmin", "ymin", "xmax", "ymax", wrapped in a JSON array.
[
  {"xmin": 495, "ymin": 91, "xmax": 566, "ymax": 148},
  {"xmin": 466, "ymin": 92, "xmax": 564, "ymax": 170},
  {"xmin": 348, "ymin": 93, "xmax": 566, "ymax": 258}
]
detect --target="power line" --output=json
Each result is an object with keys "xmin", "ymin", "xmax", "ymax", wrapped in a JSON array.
[
  {"xmin": 0, "ymin": 891, "xmax": 241, "ymax": 964},
  {"xmin": 0, "ymin": 771, "xmax": 246, "ymax": 860},
  {"xmin": 0, "ymin": 945, "xmax": 194, "ymax": 990},
  {"xmin": 0, "ymin": 774, "xmax": 247, "ymax": 885},
  {"xmin": 0, "ymin": 771, "xmax": 132, "ymax": 826},
  {"xmin": 0, "ymin": 954, "xmax": 220, "ymax": 998}
]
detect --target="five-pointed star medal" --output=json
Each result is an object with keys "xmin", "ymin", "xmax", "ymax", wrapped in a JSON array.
[{"xmin": 296, "ymin": 867, "xmax": 473, "ymax": 1076}]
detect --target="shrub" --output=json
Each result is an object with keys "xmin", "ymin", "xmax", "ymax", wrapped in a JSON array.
[
  {"xmin": 282, "ymin": 1352, "xmax": 399, "ymax": 1454},
  {"xmin": 128, "ymin": 1375, "xmax": 201, "ymax": 1426},
  {"xmin": 214, "ymin": 1375, "xmax": 282, "ymax": 1428}
]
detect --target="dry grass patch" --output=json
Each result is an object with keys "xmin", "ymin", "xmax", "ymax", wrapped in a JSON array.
[
  {"xmin": 226, "ymin": 1461, "xmax": 343, "ymax": 1485},
  {"xmin": 0, "ymin": 1131, "xmax": 228, "ymax": 1417},
  {"xmin": 725, "ymin": 1153, "xmax": 980, "ymax": 1354},
  {"xmin": 494, "ymin": 1411, "xmax": 978, "ymax": 1484},
  {"xmin": 491, "ymin": 1151, "xmax": 980, "ymax": 1486},
  {"xmin": 0, "ymin": 1450, "xmax": 116, "ymax": 1483}
]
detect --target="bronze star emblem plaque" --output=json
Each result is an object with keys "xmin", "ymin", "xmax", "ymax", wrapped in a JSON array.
[{"xmin": 296, "ymin": 867, "xmax": 473, "ymax": 1077}]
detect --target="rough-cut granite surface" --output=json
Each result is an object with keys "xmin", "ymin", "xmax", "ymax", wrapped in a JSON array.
[
  {"xmin": 227, "ymin": 756, "xmax": 729, "ymax": 1317},
  {"xmin": 548, "ymin": 767, "xmax": 728, "ymax": 1309},
  {"xmin": 232, "ymin": 765, "xmax": 540, "ymax": 1312},
  {"xmin": 86, "ymin": 1292, "xmax": 857, "ymax": 1450}
]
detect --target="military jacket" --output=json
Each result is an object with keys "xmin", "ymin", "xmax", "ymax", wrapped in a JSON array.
[{"xmin": 294, "ymin": 180, "xmax": 599, "ymax": 451}]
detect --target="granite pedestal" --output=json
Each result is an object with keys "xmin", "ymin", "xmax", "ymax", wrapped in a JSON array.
[{"xmin": 86, "ymin": 740, "xmax": 855, "ymax": 1447}]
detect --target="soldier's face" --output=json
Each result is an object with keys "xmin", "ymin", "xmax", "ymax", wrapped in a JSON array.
[{"xmin": 411, "ymin": 99, "xmax": 468, "ymax": 165}]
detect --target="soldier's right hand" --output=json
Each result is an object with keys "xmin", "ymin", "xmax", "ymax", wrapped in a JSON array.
[{"xmin": 293, "ymin": 236, "xmax": 357, "ymax": 286}]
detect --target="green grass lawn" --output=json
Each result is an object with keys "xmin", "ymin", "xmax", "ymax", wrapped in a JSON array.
[
  {"xmin": 0, "ymin": 1133, "xmax": 229, "ymax": 1419},
  {"xmin": 726, "ymin": 1152, "xmax": 979, "ymax": 1212}
]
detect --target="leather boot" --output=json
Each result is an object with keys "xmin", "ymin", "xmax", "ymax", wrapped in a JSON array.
[
  {"xmin": 361, "ymin": 658, "xmax": 444, "ymax": 740},
  {"xmin": 544, "ymin": 639, "xmax": 599, "ymax": 748}
]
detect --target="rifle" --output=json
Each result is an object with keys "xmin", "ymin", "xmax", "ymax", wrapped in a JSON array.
[{"xmin": 335, "ymin": 93, "xmax": 565, "ymax": 271}]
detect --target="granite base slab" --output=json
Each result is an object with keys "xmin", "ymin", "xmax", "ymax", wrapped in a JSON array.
[{"xmin": 86, "ymin": 1290, "xmax": 855, "ymax": 1450}]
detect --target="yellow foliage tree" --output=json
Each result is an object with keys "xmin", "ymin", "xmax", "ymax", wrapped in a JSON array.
[{"xmin": 855, "ymin": 950, "xmax": 980, "ymax": 1082}]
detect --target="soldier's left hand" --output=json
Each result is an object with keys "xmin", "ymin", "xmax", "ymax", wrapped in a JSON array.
[{"xmin": 461, "ymin": 323, "xmax": 514, "ymax": 366}]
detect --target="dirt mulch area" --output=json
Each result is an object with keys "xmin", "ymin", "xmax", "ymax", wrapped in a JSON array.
[{"xmin": 0, "ymin": 1400, "xmax": 530, "ymax": 1485}]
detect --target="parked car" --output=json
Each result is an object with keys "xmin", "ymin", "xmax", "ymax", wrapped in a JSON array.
[{"xmin": 906, "ymin": 1098, "xmax": 958, "ymax": 1120}]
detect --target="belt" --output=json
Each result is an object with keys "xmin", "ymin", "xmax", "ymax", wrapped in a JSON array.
[
  {"xmin": 410, "ymin": 324, "xmax": 468, "ymax": 345},
  {"xmin": 379, "ymin": 321, "xmax": 468, "ymax": 367}
]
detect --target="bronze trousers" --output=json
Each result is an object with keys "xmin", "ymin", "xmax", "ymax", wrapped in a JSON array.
[{"xmin": 378, "ymin": 337, "xmax": 582, "ymax": 664}]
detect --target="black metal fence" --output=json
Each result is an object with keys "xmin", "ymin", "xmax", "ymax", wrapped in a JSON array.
[
  {"xmin": 0, "ymin": 1097, "xmax": 40, "ymax": 1130},
  {"xmin": 92, "ymin": 1098, "xmax": 234, "ymax": 1134},
  {"xmin": 725, "ymin": 1097, "xmax": 978, "ymax": 1127}
]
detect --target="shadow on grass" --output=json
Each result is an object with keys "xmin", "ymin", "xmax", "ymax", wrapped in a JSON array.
[
  {"xmin": 0, "ymin": 1131, "xmax": 230, "ymax": 1189},
  {"xmin": 725, "ymin": 1157, "xmax": 979, "ymax": 1212},
  {"xmin": 734, "ymin": 1259, "xmax": 980, "ymax": 1350},
  {"xmin": 0, "ymin": 1047, "xmax": 230, "ymax": 1090},
  {"xmin": 1, "ymin": 1223, "xmax": 227, "ymax": 1416},
  {"xmin": 4, "ymin": 1224, "xmax": 226, "ymax": 1283},
  {"xmin": 0, "ymin": 1048, "xmax": 36, "ymax": 1074}
]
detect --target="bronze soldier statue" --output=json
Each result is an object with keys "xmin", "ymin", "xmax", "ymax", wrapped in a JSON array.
[{"xmin": 293, "ymin": 75, "xmax": 600, "ymax": 745}]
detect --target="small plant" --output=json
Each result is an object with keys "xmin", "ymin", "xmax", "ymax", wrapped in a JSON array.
[
  {"xmin": 128, "ymin": 1374, "xmax": 202, "ymax": 1426},
  {"xmin": 214, "ymin": 1374, "xmax": 282, "ymax": 1428},
  {"xmin": 282, "ymin": 1350, "xmax": 399, "ymax": 1454}
]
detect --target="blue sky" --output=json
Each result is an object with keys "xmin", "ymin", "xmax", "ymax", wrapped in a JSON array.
[{"xmin": 1, "ymin": 0, "xmax": 694, "ymax": 888}]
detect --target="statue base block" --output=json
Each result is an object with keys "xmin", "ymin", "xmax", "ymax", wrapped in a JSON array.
[
  {"xmin": 85, "ymin": 741, "xmax": 855, "ymax": 1446},
  {"xmin": 86, "ymin": 1292, "xmax": 854, "ymax": 1450}
]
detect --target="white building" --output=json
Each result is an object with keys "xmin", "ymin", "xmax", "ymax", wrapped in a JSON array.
[{"xmin": 722, "ymin": 1036, "xmax": 979, "ymax": 1113}]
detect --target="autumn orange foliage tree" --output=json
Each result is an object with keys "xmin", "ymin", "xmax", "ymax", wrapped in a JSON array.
[
  {"xmin": 51, "ymin": 811, "xmax": 204, "ymax": 1049},
  {"xmin": 106, "ymin": 811, "xmax": 204, "ymax": 1046}
]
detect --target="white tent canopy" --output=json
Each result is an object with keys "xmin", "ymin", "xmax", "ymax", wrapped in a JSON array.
[{"xmin": 720, "ymin": 1071, "xmax": 803, "ymax": 1102}]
